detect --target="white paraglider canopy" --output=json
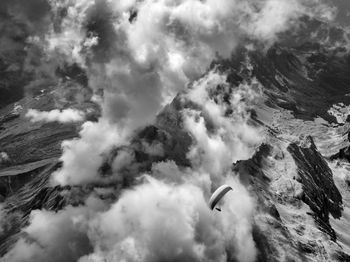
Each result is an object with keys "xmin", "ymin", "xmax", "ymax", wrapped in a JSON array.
[{"xmin": 209, "ymin": 185, "xmax": 233, "ymax": 211}]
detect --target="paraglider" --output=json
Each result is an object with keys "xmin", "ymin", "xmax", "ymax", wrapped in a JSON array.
[{"xmin": 209, "ymin": 185, "xmax": 233, "ymax": 212}]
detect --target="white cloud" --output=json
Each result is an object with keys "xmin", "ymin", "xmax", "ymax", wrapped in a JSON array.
[
  {"xmin": 51, "ymin": 120, "xmax": 127, "ymax": 186},
  {"xmin": 26, "ymin": 108, "xmax": 85, "ymax": 124},
  {"xmin": 44, "ymin": 0, "xmax": 96, "ymax": 66},
  {"xmin": 246, "ymin": 0, "xmax": 302, "ymax": 42},
  {"xmin": 183, "ymin": 70, "xmax": 263, "ymax": 182},
  {"xmin": 6, "ymin": 176, "xmax": 256, "ymax": 262},
  {"xmin": 0, "ymin": 152, "xmax": 10, "ymax": 164},
  {"xmin": 2, "ymin": 205, "xmax": 93, "ymax": 262}
]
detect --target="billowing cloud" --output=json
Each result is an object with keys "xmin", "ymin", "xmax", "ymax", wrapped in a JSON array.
[
  {"xmin": 2, "ymin": 209, "xmax": 91, "ymax": 262},
  {"xmin": 79, "ymin": 176, "xmax": 256, "ymax": 262},
  {"xmin": 0, "ymin": 152, "xmax": 10, "ymax": 165},
  {"xmin": 48, "ymin": 0, "xmax": 334, "ymax": 187},
  {"xmin": 2, "ymin": 197, "xmax": 106, "ymax": 262},
  {"xmin": 183, "ymin": 70, "xmax": 263, "ymax": 184},
  {"xmin": 4, "ymin": 176, "xmax": 256, "ymax": 262},
  {"xmin": 26, "ymin": 108, "xmax": 85, "ymax": 123},
  {"xmin": 51, "ymin": 120, "xmax": 127, "ymax": 185}
]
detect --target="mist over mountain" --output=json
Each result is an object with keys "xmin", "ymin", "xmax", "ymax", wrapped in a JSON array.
[{"xmin": 1, "ymin": 1, "xmax": 350, "ymax": 262}]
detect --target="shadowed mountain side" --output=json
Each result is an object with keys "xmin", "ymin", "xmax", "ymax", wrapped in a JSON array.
[
  {"xmin": 0, "ymin": 122, "xmax": 77, "ymax": 166},
  {"xmin": 287, "ymin": 136, "xmax": 343, "ymax": 240},
  {"xmin": 213, "ymin": 24, "xmax": 350, "ymax": 123},
  {"xmin": 0, "ymin": 161, "xmax": 64, "ymax": 256},
  {"xmin": 0, "ymin": 0, "xmax": 52, "ymax": 109},
  {"xmin": 233, "ymin": 144, "xmax": 318, "ymax": 261},
  {"xmin": 233, "ymin": 139, "xmax": 346, "ymax": 261}
]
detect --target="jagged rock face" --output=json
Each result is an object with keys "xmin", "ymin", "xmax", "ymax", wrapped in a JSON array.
[
  {"xmin": 232, "ymin": 143, "xmax": 313, "ymax": 262},
  {"xmin": 0, "ymin": 100, "xmax": 79, "ymax": 199},
  {"xmin": 233, "ymin": 143, "xmax": 273, "ymax": 186},
  {"xmin": 231, "ymin": 136, "xmax": 349, "ymax": 261},
  {"xmin": 0, "ymin": 161, "xmax": 64, "ymax": 256},
  {"xmin": 331, "ymin": 147, "xmax": 350, "ymax": 163},
  {"xmin": 0, "ymin": 63, "xmax": 96, "ymax": 255},
  {"xmin": 287, "ymin": 136, "xmax": 343, "ymax": 240}
]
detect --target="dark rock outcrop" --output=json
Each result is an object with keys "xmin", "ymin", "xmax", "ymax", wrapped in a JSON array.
[
  {"xmin": 330, "ymin": 146, "xmax": 350, "ymax": 163},
  {"xmin": 287, "ymin": 136, "xmax": 343, "ymax": 240},
  {"xmin": 233, "ymin": 143, "xmax": 273, "ymax": 185},
  {"xmin": 233, "ymin": 143, "xmax": 310, "ymax": 261},
  {"xmin": 333, "ymin": 250, "xmax": 350, "ymax": 262}
]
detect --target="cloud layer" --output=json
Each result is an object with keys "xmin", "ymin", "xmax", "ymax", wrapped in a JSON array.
[
  {"xmin": 26, "ymin": 109, "xmax": 85, "ymax": 123},
  {"xmin": 3, "ymin": 176, "xmax": 256, "ymax": 262}
]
